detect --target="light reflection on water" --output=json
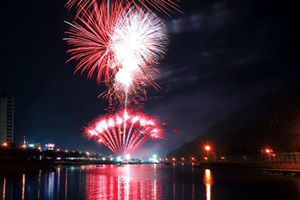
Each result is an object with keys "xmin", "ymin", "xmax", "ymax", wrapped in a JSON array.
[
  {"xmin": 22, "ymin": 174, "xmax": 25, "ymax": 200},
  {"xmin": 2, "ymin": 177, "xmax": 6, "ymax": 200},
  {"xmin": 204, "ymin": 169, "xmax": 213, "ymax": 200},
  {"xmin": 86, "ymin": 164, "xmax": 162, "ymax": 200},
  {"xmin": 64, "ymin": 168, "xmax": 68, "ymax": 199},
  {"xmin": 0, "ymin": 164, "xmax": 299, "ymax": 200}
]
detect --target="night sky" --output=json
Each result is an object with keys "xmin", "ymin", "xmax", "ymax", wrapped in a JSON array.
[{"xmin": 0, "ymin": 0, "xmax": 299, "ymax": 157}]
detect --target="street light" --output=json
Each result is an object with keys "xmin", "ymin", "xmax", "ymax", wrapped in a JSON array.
[
  {"xmin": 205, "ymin": 145, "xmax": 211, "ymax": 151},
  {"xmin": 204, "ymin": 145, "xmax": 211, "ymax": 161},
  {"xmin": 264, "ymin": 148, "xmax": 273, "ymax": 154}
]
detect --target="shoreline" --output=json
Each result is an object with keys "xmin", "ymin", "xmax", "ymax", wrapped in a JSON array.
[
  {"xmin": 0, "ymin": 160, "xmax": 54, "ymax": 175},
  {"xmin": 194, "ymin": 162, "xmax": 300, "ymax": 177},
  {"xmin": 1, "ymin": 160, "xmax": 299, "ymax": 178}
]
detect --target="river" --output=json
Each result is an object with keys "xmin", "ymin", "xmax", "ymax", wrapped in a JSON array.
[{"xmin": 0, "ymin": 163, "xmax": 299, "ymax": 199}]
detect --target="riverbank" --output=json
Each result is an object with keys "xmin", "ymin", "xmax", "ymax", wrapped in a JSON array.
[
  {"xmin": 0, "ymin": 160, "xmax": 54, "ymax": 175},
  {"xmin": 1, "ymin": 160, "xmax": 299, "ymax": 177},
  {"xmin": 194, "ymin": 162, "xmax": 300, "ymax": 177},
  {"xmin": 0, "ymin": 159, "xmax": 123, "ymax": 175}
]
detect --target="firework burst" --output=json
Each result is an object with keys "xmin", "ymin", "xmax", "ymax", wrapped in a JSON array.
[
  {"xmin": 109, "ymin": 6, "xmax": 167, "ymax": 97},
  {"xmin": 64, "ymin": 1, "xmax": 123, "ymax": 85},
  {"xmin": 65, "ymin": 0, "xmax": 168, "ymax": 107},
  {"xmin": 64, "ymin": 0, "xmax": 169, "ymax": 155},
  {"xmin": 65, "ymin": 0, "xmax": 181, "ymax": 15},
  {"xmin": 85, "ymin": 109, "xmax": 164, "ymax": 155}
]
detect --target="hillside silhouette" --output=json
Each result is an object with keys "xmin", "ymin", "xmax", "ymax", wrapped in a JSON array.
[{"xmin": 167, "ymin": 88, "xmax": 300, "ymax": 158}]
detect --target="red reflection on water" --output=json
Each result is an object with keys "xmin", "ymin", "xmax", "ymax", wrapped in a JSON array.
[
  {"xmin": 21, "ymin": 174, "xmax": 25, "ymax": 200},
  {"xmin": 85, "ymin": 165, "xmax": 162, "ymax": 200},
  {"xmin": 65, "ymin": 168, "xmax": 68, "ymax": 199},
  {"xmin": 204, "ymin": 169, "xmax": 213, "ymax": 200},
  {"xmin": 2, "ymin": 178, "xmax": 6, "ymax": 200},
  {"xmin": 37, "ymin": 170, "xmax": 41, "ymax": 199}
]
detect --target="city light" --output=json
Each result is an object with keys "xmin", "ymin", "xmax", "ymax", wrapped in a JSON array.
[
  {"xmin": 150, "ymin": 154, "xmax": 159, "ymax": 163},
  {"xmin": 45, "ymin": 143, "xmax": 55, "ymax": 151},
  {"xmin": 264, "ymin": 148, "xmax": 273, "ymax": 153},
  {"xmin": 204, "ymin": 145, "xmax": 211, "ymax": 151},
  {"xmin": 263, "ymin": 148, "xmax": 276, "ymax": 157},
  {"xmin": 204, "ymin": 145, "xmax": 212, "ymax": 161},
  {"xmin": 125, "ymin": 154, "xmax": 131, "ymax": 160}
]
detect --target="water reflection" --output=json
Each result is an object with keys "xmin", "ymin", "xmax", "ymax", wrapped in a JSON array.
[
  {"xmin": 45, "ymin": 171, "xmax": 55, "ymax": 199},
  {"xmin": 172, "ymin": 163, "xmax": 176, "ymax": 200},
  {"xmin": 2, "ymin": 177, "xmax": 6, "ymax": 200},
  {"xmin": 56, "ymin": 167, "xmax": 60, "ymax": 199},
  {"xmin": 86, "ymin": 165, "xmax": 162, "ymax": 200},
  {"xmin": 0, "ymin": 164, "xmax": 299, "ymax": 200},
  {"xmin": 37, "ymin": 170, "xmax": 41, "ymax": 199},
  {"xmin": 22, "ymin": 174, "xmax": 25, "ymax": 200},
  {"xmin": 64, "ymin": 168, "xmax": 68, "ymax": 199},
  {"xmin": 203, "ymin": 169, "xmax": 213, "ymax": 200},
  {"xmin": 192, "ymin": 164, "xmax": 195, "ymax": 200}
]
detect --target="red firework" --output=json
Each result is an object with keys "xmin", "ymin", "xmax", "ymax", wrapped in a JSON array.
[
  {"xmin": 85, "ymin": 109, "xmax": 164, "ymax": 155},
  {"xmin": 65, "ymin": 0, "xmax": 181, "ymax": 15},
  {"xmin": 65, "ymin": 0, "xmax": 167, "ymax": 109},
  {"xmin": 64, "ymin": 1, "xmax": 126, "ymax": 85}
]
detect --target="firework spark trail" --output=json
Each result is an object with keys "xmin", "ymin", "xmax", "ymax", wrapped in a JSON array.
[
  {"xmin": 65, "ymin": 0, "xmax": 95, "ymax": 11},
  {"xmin": 94, "ymin": 120, "xmax": 115, "ymax": 152},
  {"xmin": 107, "ymin": 4, "xmax": 168, "ymax": 107},
  {"xmin": 65, "ymin": 0, "xmax": 168, "ymax": 155},
  {"xmin": 102, "ymin": 125, "xmax": 118, "ymax": 153},
  {"xmin": 85, "ymin": 109, "xmax": 163, "ymax": 155},
  {"xmin": 105, "ymin": 4, "xmax": 168, "ymax": 100},
  {"xmin": 65, "ymin": 0, "xmax": 181, "ymax": 15},
  {"xmin": 64, "ymin": 1, "xmax": 123, "ymax": 85},
  {"xmin": 65, "ymin": 0, "xmax": 168, "ymax": 108},
  {"xmin": 111, "ymin": 7, "xmax": 168, "ymax": 93}
]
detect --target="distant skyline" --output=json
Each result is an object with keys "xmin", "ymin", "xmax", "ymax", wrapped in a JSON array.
[
  {"xmin": 0, "ymin": 0, "xmax": 299, "ymax": 157},
  {"xmin": 0, "ymin": 95, "xmax": 14, "ymax": 144}
]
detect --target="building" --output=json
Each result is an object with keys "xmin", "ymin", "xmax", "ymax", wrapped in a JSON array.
[
  {"xmin": 45, "ymin": 143, "xmax": 55, "ymax": 151},
  {"xmin": 0, "ymin": 95, "xmax": 14, "ymax": 144}
]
